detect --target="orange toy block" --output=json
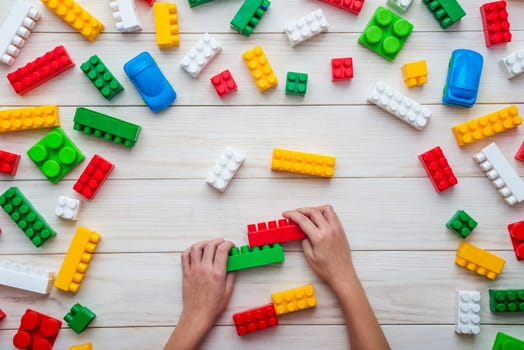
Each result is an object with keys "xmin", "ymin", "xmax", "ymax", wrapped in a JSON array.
[
  {"xmin": 455, "ymin": 241, "xmax": 505, "ymax": 280},
  {"xmin": 401, "ymin": 60, "xmax": 427, "ymax": 87},
  {"xmin": 271, "ymin": 284, "xmax": 317, "ymax": 315}
]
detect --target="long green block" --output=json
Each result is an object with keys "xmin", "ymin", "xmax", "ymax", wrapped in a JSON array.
[
  {"xmin": 421, "ymin": 0, "xmax": 465, "ymax": 29},
  {"xmin": 188, "ymin": 0, "xmax": 214, "ymax": 8},
  {"xmin": 492, "ymin": 332, "xmax": 524, "ymax": 350},
  {"xmin": 230, "ymin": 0, "xmax": 271, "ymax": 36},
  {"xmin": 64, "ymin": 303, "xmax": 96, "ymax": 334},
  {"xmin": 227, "ymin": 244, "xmax": 284, "ymax": 272},
  {"xmin": 80, "ymin": 55, "xmax": 123, "ymax": 101},
  {"xmin": 446, "ymin": 210, "xmax": 477, "ymax": 239},
  {"xmin": 0, "ymin": 187, "xmax": 56, "ymax": 247},
  {"xmin": 489, "ymin": 289, "xmax": 524, "ymax": 312},
  {"xmin": 73, "ymin": 107, "xmax": 142, "ymax": 148}
]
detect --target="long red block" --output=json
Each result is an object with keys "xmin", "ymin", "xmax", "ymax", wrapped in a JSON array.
[
  {"xmin": 233, "ymin": 303, "xmax": 278, "ymax": 336},
  {"xmin": 73, "ymin": 154, "xmax": 114, "ymax": 200},
  {"xmin": 418, "ymin": 146, "xmax": 457, "ymax": 193},
  {"xmin": 508, "ymin": 221, "xmax": 524, "ymax": 260},
  {"xmin": 0, "ymin": 149, "xmax": 21, "ymax": 176},
  {"xmin": 7, "ymin": 45, "xmax": 74, "ymax": 95},
  {"xmin": 13, "ymin": 309, "xmax": 62, "ymax": 350},
  {"xmin": 248, "ymin": 218, "xmax": 306, "ymax": 248},
  {"xmin": 317, "ymin": 0, "xmax": 364, "ymax": 15},
  {"xmin": 480, "ymin": 1, "xmax": 511, "ymax": 47}
]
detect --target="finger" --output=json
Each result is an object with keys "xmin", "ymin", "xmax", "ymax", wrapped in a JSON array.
[
  {"xmin": 190, "ymin": 240, "xmax": 209, "ymax": 264},
  {"xmin": 214, "ymin": 240, "xmax": 235, "ymax": 270},
  {"xmin": 202, "ymin": 238, "xmax": 225, "ymax": 265},
  {"xmin": 319, "ymin": 205, "xmax": 343, "ymax": 229},
  {"xmin": 224, "ymin": 272, "xmax": 236, "ymax": 300},
  {"xmin": 298, "ymin": 207, "xmax": 329, "ymax": 230},
  {"xmin": 283, "ymin": 209, "xmax": 320, "ymax": 242},
  {"xmin": 181, "ymin": 249, "xmax": 191, "ymax": 272},
  {"xmin": 301, "ymin": 238, "xmax": 314, "ymax": 261}
]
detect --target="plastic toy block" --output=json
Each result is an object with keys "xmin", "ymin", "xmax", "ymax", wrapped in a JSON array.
[
  {"xmin": 206, "ymin": 148, "xmax": 245, "ymax": 192},
  {"xmin": 387, "ymin": 0, "xmax": 413, "ymax": 13},
  {"xmin": 0, "ymin": 260, "xmax": 54, "ymax": 294},
  {"xmin": 68, "ymin": 344, "xmax": 92, "ymax": 350},
  {"xmin": 446, "ymin": 210, "xmax": 477, "ymax": 239},
  {"xmin": 401, "ymin": 60, "xmax": 427, "ymax": 87},
  {"xmin": 421, "ymin": 0, "xmax": 465, "ymax": 29},
  {"xmin": 455, "ymin": 290, "xmax": 480, "ymax": 335},
  {"xmin": 153, "ymin": 2, "xmax": 179, "ymax": 48},
  {"xmin": 0, "ymin": 149, "xmax": 21, "ymax": 176},
  {"xmin": 231, "ymin": 0, "xmax": 270, "ymax": 36},
  {"xmin": 473, "ymin": 143, "xmax": 524, "ymax": 206},
  {"xmin": 55, "ymin": 195, "xmax": 81, "ymax": 221},
  {"xmin": 210, "ymin": 70, "xmax": 238, "ymax": 97},
  {"xmin": 40, "ymin": 0, "xmax": 104, "ymax": 41},
  {"xmin": 489, "ymin": 289, "xmax": 524, "ymax": 313},
  {"xmin": 0, "ymin": 187, "xmax": 56, "ymax": 248},
  {"xmin": 418, "ymin": 146, "xmax": 457, "ymax": 193},
  {"xmin": 54, "ymin": 226, "xmax": 101, "ymax": 293},
  {"xmin": 64, "ymin": 303, "xmax": 96, "ymax": 334},
  {"xmin": 110, "ymin": 0, "xmax": 142, "ymax": 32},
  {"xmin": 331, "ymin": 57, "xmax": 353, "ymax": 81},
  {"xmin": 7, "ymin": 45, "xmax": 75, "ymax": 96},
  {"xmin": 480, "ymin": 1, "xmax": 511, "ymax": 48},
  {"xmin": 226, "ymin": 244, "xmax": 284, "ymax": 272},
  {"xmin": 80, "ymin": 55, "xmax": 123, "ymax": 101},
  {"xmin": 271, "ymin": 148, "xmax": 336, "ymax": 177},
  {"xmin": 358, "ymin": 6, "xmax": 413, "ymax": 62},
  {"xmin": 73, "ymin": 107, "xmax": 141, "ymax": 147},
  {"xmin": 284, "ymin": 9, "xmax": 329, "ymax": 47},
  {"xmin": 233, "ymin": 303, "xmax": 278, "ymax": 336},
  {"xmin": 243, "ymin": 45, "xmax": 278, "ymax": 92},
  {"xmin": 271, "ymin": 284, "xmax": 317, "ymax": 315},
  {"xmin": 317, "ymin": 0, "xmax": 364, "ymax": 15},
  {"xmin": 188, "ymin": 0, "xmax": 214, "ymax": 8},
  {"xmin": 286, "ymin": 72, "xmax": 308, "ymax": 96},
  {"xmin": 0, "ymin": 309, "xmax": 5, "ymax": 320},
  {"xmin": 516, "ymin": 142, "xmax": 524, "ymax": 162},
  {"xmin": 492, "ymin": 332, "xmax": 524, "ymax": 349},
  {"xmin": 368, "ymin": 81, "xmax": 431, "ymax": 130},
  {"xmin": 142, "ymin": 0, "xmax": 155, "ymax": 5},
  {"xmin": 13, "ymin": 309, "xmax": 62, "ymax": 350},
  {"xmin": 455, "ymin": 241, "xmax": 505, "ymax": 280},
  {"xmin": 247, "ymin": 218, "xmax": 306, "ymax": 247},
  {"xmin": 0, "ymin": 105, "xmax": 60, "ymax": 133},
  {"xmin": 73, "ymin": 154, "xmax": 114, "ymax": 200},
  {"xmin": 0, "ymin": 1, "xmax": 41, "ymax": 66},
  {"xmin": 499, "ymin": 48, "xmax": 524, "ymax": 80},
  {"xmin": 180, "ymin": 33, "xmax": 221, "ymax": 78},
  {"xmin": 508, "ymin": 221, "xmax": 524, "ymax": 260}
]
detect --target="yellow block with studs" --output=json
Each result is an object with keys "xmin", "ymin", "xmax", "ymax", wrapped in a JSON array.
[
  {"xmin": 271, "ymin": 148, "xmax": 336, "ymax": 177},
  {"xmin": 153, "ymin": 2, "xmax": 179, "ymax": 48},
  {"xmin": 271, "ymin": 284, "xmax": 317, "ymax": 315}
]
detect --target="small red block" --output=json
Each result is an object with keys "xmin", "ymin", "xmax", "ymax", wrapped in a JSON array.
[
  {"xmin": 232, "ymin": 303, "xmax": 278, "ymax": 336},
  {"xmin": 0, "ymin": 149, "xmax": 21, "ymax": 176},
  {"xmin": 418, "ymin": 146, "xmax": 458, "ymax": 193},
  {"xmin": 210, "ymin": 70, "xmax": 237, "ymax": 97},
  {"xmin": 13, "ymin": 309, "xmax": 62, "ymax": 350},
  {"xmin": 508, "ymin": 221, "xmax": 524, "ymax": 260},
  {"xmin": 0, "ymin": 309, "xmax": 6, "ymax": 320},
  {"xmin": 480, "ymin": 1, "xmax": 511, "ymax": 47},
  {"xmin": 318, "ymin": 0, "xmax": 364, "ymax": 15},
  {"xmin": 515, "ymin": 141, "xmax": 524, "ymax": 162},
  {"xmin": 331, "ymin": 57, "xmax": 353, "ymax": 81},
  {"xmin": 73, "ymin": 154, "xmax": 114, "ymax": 200}
]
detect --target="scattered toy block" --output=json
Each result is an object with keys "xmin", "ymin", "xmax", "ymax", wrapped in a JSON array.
[
  {"xmin": 206, "ymin": 148, "xmax": 245, "ymax": 192},
  {"xmin": 480, "ymin": 1, "xmax": 511, "ymax": 48},
  {"xmin": 317, "ymin": 0, "xmax": 364, "ymax": 15},
  {"xmin": 110, "ymin": 0, "xmax": 142, "ymax": 32},
  {"xmin": 13, "ymin": 309, "xmax": 62, "ymax": 350},
  {"xmin": 401, "ymin": 60, "xmax": 427, "ymax": 87},
  {"xmin": 248, "ymin": 218, "xmax": 306, "ymax": 247},
  {"xmin": 153, "ymin": 2, "xmax": 179, "ymax": 48},
  {"xmin": 233, "ymin": 303, "xmax": 278, "ymax": 336},
  {"xmin": 0, "ymin": 105, "xmax": 60, "ymax": 133},
  {"xmin": 0, "ymin": 149, "xmax": 21, "ymax": 176},
  {"xmin": 489, "ymin": 289, "xmax": 524, "ymax": 313},
  {"xmin": 492, "ymin": 332, "xmax": 524, "ymax": 349},
  {"xmin": 64, "ymin": 303, "xmax": 96, "ymax": 334},
  {"xmin": 455, "ymin": 290, "xmax": 480, "ymax": 335},
  {"xmin": 331, "ymin": 57, "xmax": 353, "ymax": 81},
  {"xmin": 188, "ymin": 0, "xmax": 214, "ymax": 7},
  {"xmin": 455, "ymin": 241, "xmax": 505, "ymax": 280},
  {"xmin": 284, "ymin": 9, "xmax": 329, "ymax": 47},
  {"xmin": 421, "ymin": 0, "xmax": 465, "ymax": 29},
  {"xmin": 55, "ymin": 195, "xmax": 81, "ymax": 221},
  {"xmin": 0, "ymin": 260, "xmax": 54, "ymax": 294},
  {"xmin": 242, "ymin": 45, "xmax": 278, "ymax": 92},
  {"xmin": 508, "ymin": 221, "xmax": 524, "ymax": 260},
  {"xmin": 73, "ymin": 154, "xmax": 114, "ymax": 200},
  {"xmin": 0, "ymin": 309, "xmax": 5, "ymax": 320},
  {"xmin": 418, "ymin": 146, "xmax": 457, "ymax": 192},
  {"xmin": 0, "ymin": 187, "xmax": 56, "ymax": 247},
  {"xmin": 80, "ymin": 55, "xmax": 124, "ymax": 101},
  {"xmin": 227, "ymin": 244, "xmax": 284, "ymax": 272},
  {"xmin": 271, "ymin": 284, "xmax": 317, "ymax": 315},
  {"xmin": 446, "ymin": 210, "xmax": 477, "ymax": 239},
  {"xmin": 40, "ymin": 0, "xmax": 104, "ymax": 41},
  {"xmin": 515, "ymin": 142, "xmax": 524, "ymax": 162},
  {"xmin": 499, "ymin": 48, "xmax": 524, "ymax": 80},
  {"xmin": 210, "ymin": 70, "xmax": 238, "ymax": 97},
  {"xmin": 68, "ymin": 343, "xmax": 92, "ymax": 350},
  {"xmin": 231, "ymin": 0, "xmax": 270, "ymax": 36},
  {"xmin": 54, "ymin": 226, "xmax": 101, "ymax": 293},
  {"xmin": 271, "ymin": 148, "xmax": 336, "ymax": 177},
  {"xmin": 285, "ymin": 72, "xmax": 308, "ymax": 96},
  {"xmin": 387, "ymin": 0, "xmax": 413, "ymax": 13},
  {"xmin": 180, "ymin": 33, "xmax": 221, "ymax": 78},
  {"xmin": 142, "ymin": 0, "xmax": 155, "ymax": 5}
]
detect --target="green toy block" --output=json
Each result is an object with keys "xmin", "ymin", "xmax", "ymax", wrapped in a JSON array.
[
  {"xmin": 73, "ymin": 107, "xmax": 142, "ymax": 148},
  {"xmin": 27, "ymin": 128, "xmax": 85, "ymax": 183},
  {"xmin": 421, "ymin": 0, "xmax": 465, "ymax": 29},
  {"xmin": 285, "ymin": 72, "xmax": 308, "ymax": 96},
  {"xmin": 64, "ymin": 303, "xmax": 96, "ymax": 334},
  {"xmin": 0, "ymin": 187, "xmax": 56, "ymax": 247},
  {"xmin": 446, "ymin": 210, "xmax": 477, "ymax": 239},
  {"xmin": 358, "ymin": 6, "xmax": 413, "ymax": 62},
  {"xmin": 230, "ymin": 0, "xmax": 271, "ymax": 36},
  {"xmin": 227, "ymin": 244, "xmax": 284, "ymax": 272},
  {"xmin": 489, "ymin": 289, "xmax": 524, "ymax": 313},
  {"xmin": 80, "ymin": 55, "xmax": 123, "ymax": 101},
  {"xmin": 492, "ymin": 332, "xmax": 524, "ymax": 350},
  {"xmin": 188, "ymin": 0, "xmax": 214, "ymax": 8}
]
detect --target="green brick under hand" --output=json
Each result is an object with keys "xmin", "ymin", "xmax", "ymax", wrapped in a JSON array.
[
  {"xmin": 0, "ymin": 187, "xmax": 56, "ymax": 247},
  {"xmin": 422, "ymin": 0, "xmax": 465, "ymax": 29},
  {"xmin": 286, "ymin": 72, "xmax": 308, "ymax": 96},
  {"xmin": 492, "ymin": 332, "xmax": 524, "ymax": 349},
  {"xmin": 230, "ymin": 0, "xmax": 271, "ymax": 36},
  {"xmin": 80, "ymin": 55, "xmax": 123, "ymax": 101},
  {"xmin": 489, "ymin": 289, "xmax": 524, "ymax": 313},
  {"xmin": 227, "ymin": 244, "xmax": 284, "ymax": 272},
  {"xmin": 64, "ymin": 303, "xmax": 96, "ymax": 334},
  {"xmin": 446, "ymin": 210, "xmax": 477, "ymax": 239}
]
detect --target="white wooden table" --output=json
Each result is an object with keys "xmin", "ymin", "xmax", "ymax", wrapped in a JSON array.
[{"xmin": 0, "ymin": 0, "xmax": 524, "ymax": 349}]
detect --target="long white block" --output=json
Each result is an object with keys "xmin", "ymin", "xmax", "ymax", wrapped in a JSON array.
[
  {"xmin": 284, "ymin": 9, "xmax": 328, "ymax": 47},
  {"xmin": 455, "ymin": 290, "xmax": 480, "ymax": 335},
  {"xmin": 110, "ymin": 0, "xmax": 142, "ymax": 32},
  {"xmin": 180, "ymin": 33, "xmax": 221, "ymax": 78},
  {"xmin": 0, "ymin": 260, "xmax": 54, "ymax": 295},
  {"xmin": 499, "ymin": 48, "xmax": 524, "ymax": 80},
  {"xmin": 207, "ymin": 148, "xmax": 245, "ymax": 192}
]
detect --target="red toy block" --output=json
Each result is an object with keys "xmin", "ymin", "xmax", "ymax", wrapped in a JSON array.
[
  {"xmin": 0, "ymin": 149, "xmax": 21, "ymax": 176},
  {"xmin": 141, "ymin": 0, "xmax": 155, "ymax": 5},
  {"xmin": 515, "ymin": 141, "xmax": 524, "ymax": 162},
  {"xmin": 331, "ymin": 57, "xmax": 353, "ymax": 81},
  {"xmin": 418, "ymin": 146, "xmax": 457, "ymax": 193},
  {"xmin": 480, "ymin": 1, "xmax": 511, "ymax": 47},
  {"xmin": 13, "ymin": 309, "xmax": 62, "ymax": 350},
  {"xmin": 508, "ymin": 221, "xmax": 524, "ymax": 260},
  {"xmin": 7, "ymin": 45, "xmax": 74, "ymax": 96},
  {"xmin": 210, "ymin": 70, "xmax": 237, "ymax": 97},
  {"xmin": 317, "ymin": 0, "xmax": 365, "ymax": 15},
  {"xmin": 232, "ymin": 303, "xmax": 278, "ymax": 336},
  {"xmin": 73, "ymin": 154, "xmax": 114, "ymax": 200},
  {"xmin": 248, "ymin": 218, "xmax": 306, "ymax": 248},
  {"xmin": 0, "ymin": 309, "xmax": 6, "ymax": 320}
]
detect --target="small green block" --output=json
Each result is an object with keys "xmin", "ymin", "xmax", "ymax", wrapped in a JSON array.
[
  {"xmin": 80, "ymin": 55, "xmax": 123, "ymax": 101},
  {"xmin": 188, "ymin": 0, "xmax": 215, "ymax": 8},
  {"xmin": 230, "ymin": 0, "xmax": 271, "ymax": 36},
  {"xmin": 492, "ymin": 332, "xmax": 524, "ymax": 350},
  {"xmin": 489, "ymin": 289, "xmax": 524, "ymax": 313},
  {"xmin": 227, "ymin": 244, "xmax": 284, "ymax": 272},
  {"xmin": 446, "ymin": 210, "xmax": 477, "ymax": 239},
  {"xmin": 421, "ymin": 0, "xmax": 466, "ymax": 29},
  {"xmin": 286, "ymin": 72, "xmax": 308, "ymax": 96},
  {"xmin": 27, "ymin": 128, "xmax": 85, "ymax": 183},
  {"xmin": 358, "ymin": 6, "xmax": 413, "ymax": 62},
  {"xmin": 0, "ymin": 187, "xmax": 56, "ymax": 247},
  {"xmin": 64, "ymin": 303, "xmax": 96, "ymax": 334}
]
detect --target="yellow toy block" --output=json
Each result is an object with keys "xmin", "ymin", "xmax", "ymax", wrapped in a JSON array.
[
  {"xmin": 153, "ymin": 2, "xmax": 179, "ymax": 48},
  {"xmin": 401, "ymin": 60, "xmax": 427, "ymax": 87},
  {"xmin": 0, "ymin": 105, "xmax": 59, "ymax": 133},
  {"xmin": 68, "ymin": 343, "xmax": 92, "ymax": 350},
  {"xmin": 455, "ymin": 241, "xmax": 505, "ymax": 280},
  {"xmin": 242, "ymin": 46, "xmax": 278, "ymax": 92},
  {"xmin": 452, "ymin": 105, "xmax": 522, "ymax": 147},
  {"xmin": 40, "ymin": 0, "xmax": 104, "ymax": 42},
  {"xmin": 271, "ymin": 148, "xmax": 336, "ymax": 177},
  {"xmin": 55, "ymin": 227, "xmax": 101, "ymax": 293},
  {"xmin": 271, "ymin": 284, "xmax": 317, "ymax": 315}
]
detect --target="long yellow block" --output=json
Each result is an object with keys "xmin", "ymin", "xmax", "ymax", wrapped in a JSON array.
[
  {"xmin": 271, "ymin": 148, "xmax": 336, "ymax": 177},
  {"xmin": 271, "ymin": 284, "xmax": 317, "ymax": 315},
  {"xmin": 455, "ymin": 241, "xmax": 505, "ymax": 280},
  {"xmin": 242, "ymin": 46, "xmax": 278, "ymax": 92},
  {"xmin": 154, "ymin": 3, "xmax": 179, "ymax": 48},
  {"xmin": 0, "ymin": 106, "xmax": 59, "ymax": 133},
  {"xmin": 451, "ymin": 105, "xmax": 521, "ymax": 146},
  {"xmin": 68, "ymin": 343, "xmax": 92, "ymax": 350},
  {"xmin": 55, "ymin": 227, "xmax": 101, "ymax": 293}
]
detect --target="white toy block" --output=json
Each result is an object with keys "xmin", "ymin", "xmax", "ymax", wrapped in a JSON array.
[
  {"xmin": 499, "ymin": 48, "xmax": 524, "ymax": 80},
  {"xmin": 0, "ymin": 1, "xmax": 41, "ymax": 66},
  {"xmin": 110, "ymin": 0, "xmax": 142, "ymax": 32},
  {"xmin": 455, "ymin": 290, "xmax": 480, "ymax": 335},
  {"xmin": 473, "ymin": 143, "xmax": 524, "ymax": 206},
  {"xmin": 367, "ymin": 81, "xmax": 431, "ymax": 130},
  {"xmin": 284, "ymin": 9, "xmax": 329, "ymax": 47},
  {"xmin": 207, "ymin": 148, "xmax": 245, "ymax": 192},
  {"xmin": 55, "ymin": 195, "xmax": 81, "ymax": 221},
  {"xmin": 387, "ymin": 0, "xmax": 413, "ymax": 13},
  {"xmin": 0, "ymin": 260, "xmax": 54, "ymax": 295},
  {"xmin": 180, "ymin": 33, "xmax": 221, "ymax": 78}
]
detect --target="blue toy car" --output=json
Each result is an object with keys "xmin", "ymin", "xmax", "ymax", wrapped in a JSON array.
[
  {"xmin": 124, "ymin": 52, "xmax": 176, "ymax": 112},
  {"xmin": 443, "ymin": 49, "xmax": 483, "ymax": 108}
]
